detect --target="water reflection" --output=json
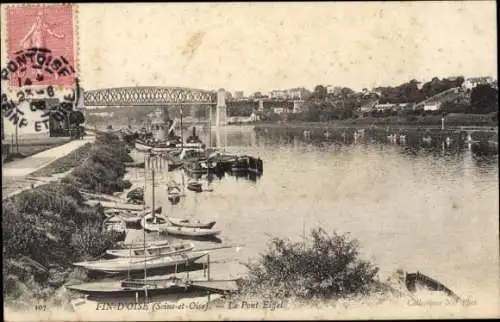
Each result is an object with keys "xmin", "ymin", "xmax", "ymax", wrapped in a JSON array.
[
  {"xmin": 136, "ymin": 125, "xmax": 498, "ymax": 301},
  {"xmin": 253, "ymin": 126, "xmax": 498, "ymax": 163}
]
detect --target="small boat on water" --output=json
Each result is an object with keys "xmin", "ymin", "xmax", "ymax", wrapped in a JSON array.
[
  {"xmin": 168, "ymin": 217, "xmax": 216, "ymax": 229},
  {"xmin": 166, "ymin": 180, "xmax": 181, "ymax": 191},
  {"xmin": 113, "ymin": 239, "xmax": 171, "ymax": 249},
  {"xmin": 187, "ymin": 181, "xmax": 203, "ymax": 193},
  {"xmin": 207, "ymin": 152, "xmax": 238, "ymax": 172},
  {"xmin": 66, "ymin": 276, "xmax": 191, "ymax": 299},
  {"xmin": 168, "ymin": 192, "xmax": 181, "ymax": 204},
  {"xmin": 183, "ymin": 160, "xmax": 211, "ymax": 175},
  {"xmin": 106, "ymin": 242, "xmax": 195, "ymax": 258},
  {"xmin": 183, "ymin": 126, "xmax": 206, "ymax": 149},
  {"xmin": 73, "ymin": 251, "xmax": 208, "ymax": 274},
  {"xmin": 179, "ymin": 148, "xmax": 206, "ymax": 161},
  {"xmin": 66, "ymin": 277, "xmax": 239, "ymax": 299},
  {"xmin": 135, "ymin": 140, "xmax": 152, "ymax": 152},
  {"xmin": 166, "ymin": 181, "xmax": 183, "ymax": 204},
  {"xmin": 165, "ymin": 226, "xmax": 221, "ymax": 238},
  {"xmin": 247, "ymin": 156, "xmax": 263, "ymax": 175},
  {"xmin": 405, "ymin": 271, "xmax": 461, "ymax": 302},
  {"xmin": 141, "ymin": 214, "xmax": 169, "ymax": 232},
  {"xmin": 230, "ymin": 156, "xmax": 250, "ymax": 172}
]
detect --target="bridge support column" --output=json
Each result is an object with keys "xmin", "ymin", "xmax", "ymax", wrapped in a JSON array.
[
  {"xmin": 258, "ymin": 99, "xmax": 264, "ymax": 111},
  {"xmin": 216, "ymin": 89, "xmax": 227, "ymax": 127}
]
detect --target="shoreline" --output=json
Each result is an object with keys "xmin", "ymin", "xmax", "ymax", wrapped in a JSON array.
[{"xmin": 253, "ymin": 121, "xmax": 498, "ymax": 131}]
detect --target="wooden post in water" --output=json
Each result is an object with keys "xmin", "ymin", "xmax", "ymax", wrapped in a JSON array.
[
  {"xmin": 209, "ymin": 105, "xmax": 212, "ymax": 149},
  {"xmin": 152, "ymin": 169, "xmax": 156, "ymax": 220},
  {"xmin": 207, "ymin": 254, "xmax": 211, "ymax": 281},
  {"xmin": 180, "ymin": 107, "xmax": 184, "ymax": 149}
]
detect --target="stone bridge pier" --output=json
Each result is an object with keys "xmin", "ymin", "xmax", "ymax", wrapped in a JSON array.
[{"xmin": 216, "ymin": 88, "xmax": 227, "ymax": 126}]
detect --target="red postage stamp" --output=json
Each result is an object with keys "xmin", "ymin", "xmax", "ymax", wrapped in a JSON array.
[{"xmin": 5, "ymin": 4, "xmax": 76, "ymax": 87}]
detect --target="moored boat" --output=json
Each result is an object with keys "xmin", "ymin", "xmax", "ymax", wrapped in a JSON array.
[
  {"xmin": 168, "ymin": 217, "xmax": 216, "ymax": 229},
  {"xmin": 168, "ymin": 193, "xmax": 181, "ymax": 205},
  {"xmin": 165, "ymin": 226, "xmax": 221, "ymax": 238},
  {"xmin": 135, "ymin": 140, "xmax": 153, "ymax": 152},
  {"xmin": 113, "ymin": 239, "xmax": 171, "ymax": 249},
  {"xmin": 230, "ymin": 156, "xmax": 250, "ymax": 172},
  {"xmin": 187, "ymin": 181, "xmax": 203, "ymax": 193},
  {"xmin": 183, "ymin": 160, "xmax": 209, "ymax": 175},
  {"xmin": 247, "ymin": 156, "xmax": 264, "ymax": 174},
  {"xmin": 66, "ymin": 277, "xmax": 239, "ymax": 299},
  {"xmin": 72, "ymin": 251, "xmax": 207, "ymax": 274},
  {"xmin": 106, "ymin": 242, "xmax": 194, "ymax": 258},
  {"xmin": 66, "ymin": 276, "xmax": 190, "ymax": 299},
  {"xmin": 140, "ymin": 214, "xmax": 169, "ymax": 232}
]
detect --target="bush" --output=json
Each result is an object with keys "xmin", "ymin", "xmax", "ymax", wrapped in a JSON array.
[
  {"xmin": 3, "ymin": 132, "xmax": 131, "ymax": 306},
  {"xmin": 65, "ymin": 133, "xmax": 131, "ymax": 194},
  {"xmin": 242, "ymin": 228, "xmax": 383, "ymax": 300}
]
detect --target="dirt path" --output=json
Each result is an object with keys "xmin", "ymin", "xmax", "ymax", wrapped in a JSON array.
[{"xmin": 2, "ymin": 136, "xmax": 95, "ymax": 200}]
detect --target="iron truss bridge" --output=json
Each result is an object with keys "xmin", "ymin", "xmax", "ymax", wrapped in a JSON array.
[{"xmin": 83, "ymin": 87, "xmax": 217, "ymax": 106}]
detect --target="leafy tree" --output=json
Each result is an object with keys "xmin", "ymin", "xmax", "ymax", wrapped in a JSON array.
[
  {"xmin": 312, "ymin": 85, "xmax": 328, "ymax": 102},
  {"xmin": 470, "ymin": 84, "xmax": 498, "ymax": 114}
]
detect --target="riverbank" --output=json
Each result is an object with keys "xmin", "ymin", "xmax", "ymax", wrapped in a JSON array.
[{"xmin": 2, "ymin": 133, "xmax": 133, "ymax": 310}]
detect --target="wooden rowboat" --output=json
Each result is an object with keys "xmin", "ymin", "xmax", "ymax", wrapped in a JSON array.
[
  {"xmin": 165, "ymin": 226, "xmax": 221, "ymax": 237},
  {"xmin": 140, "ymin": 214, "xmax": 169, "ymax": 232},
  {"xmin": 135, "ymin": 141, "xmax": 152, "ymax": 152},
  {"xmin": 73, "ymin": 251, "xmax": 208, "ymax": 274},
  {"xmin": 168, "ymin": 217, "xmax": 216, "ymax": 229},
  {"xmin": 187, "ymin": 181, "xmax": 203, "ymax": 193},
  {"xmin": 106, "ymin": 242, "xmax": 194, "ymax": 258}
]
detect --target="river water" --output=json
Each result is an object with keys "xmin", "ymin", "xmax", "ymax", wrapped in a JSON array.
[{"xmin": 126, "ymin": 125, "xmax": 498, "ymax": 305}]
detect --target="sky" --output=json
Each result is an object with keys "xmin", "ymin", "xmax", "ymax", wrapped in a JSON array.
[{"xmin": 2, "ymin": 2, "xmax": 498, "ymax": 94}]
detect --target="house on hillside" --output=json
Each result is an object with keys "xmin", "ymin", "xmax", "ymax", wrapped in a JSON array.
[
  {"xmin": 326, "ymin": 85, "xmax": 343, "ymax": 96},
  {"xmin": 462, "ymin": 77, "xmax": 494, "ymax": 90},
  {"xmin": 423, "ymin": 103, "xmax": 441, "ymax": 111},
  {"xmin": 270, "ymin": 90, "xmax": 288, "ymax": 100}
]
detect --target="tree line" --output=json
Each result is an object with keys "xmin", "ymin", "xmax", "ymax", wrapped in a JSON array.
[{"xmin": 257, "ymin": 77, "xmax": 497, "ymax": 122}]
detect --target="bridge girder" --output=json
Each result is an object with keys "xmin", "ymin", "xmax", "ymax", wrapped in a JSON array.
[{"xmin": 83, "ymin": 87, "xmax": 217, "ymax": 106}]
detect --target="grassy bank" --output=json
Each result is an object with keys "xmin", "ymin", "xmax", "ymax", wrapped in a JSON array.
[
  {"xmin": 2, "ymin": 133, "xmax": 132, "ymax": 309},
  {"xmin": 31, "ymin": 143, "xmax": 93, "ymax": 177},
  {"xmin": 255, "ymin": 112, "xmax": 498, "ymax": 129}
]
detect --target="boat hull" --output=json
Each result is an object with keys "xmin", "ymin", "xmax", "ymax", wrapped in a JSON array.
[
  {"xmin": 140, "ymin": 214, "xmax": 169, "ymax": 232},
  {"xmin": 168, "ymin": 217, "xmax": 216, "ymax": 229},
  {"xmin": 135, "ymin": 142, "xmax": 152, "ymax": 152},
  {"xmin": 187, "ymin": 183, "xmax": 203, "ymax": 193},
  {"xmin": 165, "ymin": 226, "xmax": 221, "ymax": 237},
  {"xmin": 66, "ymin": 279, "xmax": 191, "ymax": 299},
  {"xmin": 73, "ymin": 252, "xmax": 207, "ymax": 274},
  {"xmin": 105, "ymin": 243, "xmax": 194, "ymax": 258}
]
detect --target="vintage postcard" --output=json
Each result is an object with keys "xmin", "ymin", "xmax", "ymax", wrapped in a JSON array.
[{"xmin": 1, "ymin": 2, "xmax": 498, "ymax": 321}]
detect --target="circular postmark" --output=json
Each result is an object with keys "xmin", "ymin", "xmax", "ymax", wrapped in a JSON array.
[{"xmin": 1, "ymin": 48, "xmax": 83, "ymax": 136}]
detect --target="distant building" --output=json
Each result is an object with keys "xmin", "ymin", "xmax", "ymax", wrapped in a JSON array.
[
  {"xmin": 268, "ymin": 88, "xmax": 310, "ymax": 100},
  {"xmin": 233, "ymin": 91, "xmax": 244, "ymax": 100},
  {"xmin": 462, "ymin": 76, "xmax": 494, "ymax": 90},
  {"xmin": 373, "ymin": 103, "xmax": 411, "ymax": 112},
  {"xmin": 423, "ymin": 102, "xmax": 441, "ymax": 111},
  {"xmin": 270, "ymin": 90, "xmax": 288, "ymax": 100},
  {"xmin": 326, "ymin": 85, "xmax": 342, "ymax": 96},
  {"xmin": 287, "ymin": 87, "xmax": 310, "ymax": 100}
]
